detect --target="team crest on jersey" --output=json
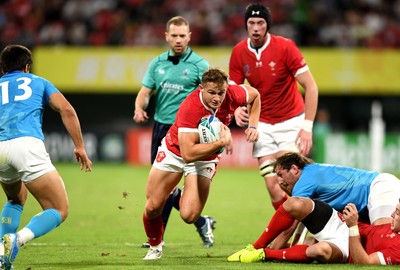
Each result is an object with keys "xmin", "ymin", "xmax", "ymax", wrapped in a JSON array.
[
  {"xmin": 386, "ymin": 233, "xmax": 396, "ymax": 239},
  {"xmin": 156, "ymin": 151, "xmax": 166, "ymax": 163},
  {"xmin": 226, "ymin": 114, "xmax": 233, "ymax": 124},
  {"xmin": 183, "ymin": 69, "xmax": 190, "ymax": 76},
  {"xmin": 158, "ymin": 68, "xmax": 165, "ymax": 75},
  {"xmin": 269, "ymin": 61, "xmax": 276, "ymax": 70}
]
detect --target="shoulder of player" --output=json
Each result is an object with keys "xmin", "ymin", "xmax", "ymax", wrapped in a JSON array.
[
  {"xmin": 227, "ymin": 83, "xmax": 248, "ymax": 92},
  {"xmin": 177, "ymin": 90, "xmax": 203, "ymax": 113},
  {"xmin": 183, "ymin": 49, "xmax": 209, "ymax": 67},
  {"xmin": 155, "ymin": 51, "xmax": 169, "ymax": 62},
  {"xmin": 231, "ymin": 39, "xmax": 248, "ymax": 51},
  {"xmin": 270, "ymin": 34, "xmax": 298, "ymax": 48},
  {"xmin": 182, "ymin": 88, "xmax": 201, "ymax": 102},
  {"xmin": 15, "ymin": 72, "xmax": 50, "ymax": 85}
]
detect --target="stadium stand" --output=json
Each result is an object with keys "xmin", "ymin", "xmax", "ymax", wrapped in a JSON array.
[{"xmin": 0, "ymin": 0, "xmax": 399, "ymax": 48}]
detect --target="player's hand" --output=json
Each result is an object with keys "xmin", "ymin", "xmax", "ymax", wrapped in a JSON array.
[
  {"xmin": 295, "ymin": 129, "xmax": 312, "ymax": 155},
  {"xmin": 133, "ymin": 109, "xmax": 149, "ymax": 123},
  {"xmin": 342, "ymin": 203, "xmax": 359, "ymax": 227},
  {"xmin": 225, "ymin": 137, "xmax": 234, "ymax": 155},
  {"xmin": 245, "ymin": 126, "xmax": 259, "ymax": 143},
  {"xmin": 74, "ymin": 147, "xmax": 92, "ymax": 172},
  {"xmin": 234, "ymin": 106, "xmax": 249, "ymax": 127},
  {"xmin": 219, "ymin": 124, "xmax": 232, "ymax": 147}
]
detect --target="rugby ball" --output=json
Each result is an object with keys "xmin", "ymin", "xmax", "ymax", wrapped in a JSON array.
[{"xmin": 198, "ymin": 115, "xmax": 221, "ymax": 143}]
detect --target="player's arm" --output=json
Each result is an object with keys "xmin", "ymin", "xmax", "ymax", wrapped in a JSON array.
[
  {"xmin": 49, "ymin": 92, "xmax": 92, "ymax": 172},
  {"xmin": 179, "ymin": 127, "xmax": 231, "ymax": 163},
  {"xmin": 242, "ymin": 85, "xmax": 260, "ymax": 143},
  {"xmin": 229, "ymin": 49, "xmax": 250, "ymax": 128},
  {"xmin": 343, "ymin": 203, "xmax": 381, "ymax": 264},
  {"xmin": 133, "ymin": 86, "xmax": 152, "ymax": 123},
  {"xmin": 295, "ymin": 70, "xmax": 318, "ymax": 155},
  {"xmin": 348, "ymin": 236, "xmax": 381, "ymax": 264}
]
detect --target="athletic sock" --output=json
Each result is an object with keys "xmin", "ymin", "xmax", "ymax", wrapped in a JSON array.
[
  {"xmin": 253, "ymin": 205, "xmax": 295, "ymax": 249},
  {"xmin": 25, "ymin": 208, "xmax": 62, "ymax": 241},
  {"xmin": 161, "ymin": 192, "xmax": 175, "ymax": 231},
  {"xmin": 265, "ymin": 244, "xmax": 310, "ymax": 262},
  {"xmin": 194, "ymin": 216, "xmax": 206, "ymax": 229},
  {"xmin": 143, "ymin": 213, "xmax": 164, "ymax": 246},
  {"xmin": 172, "ymin": 188, "xmax": 181, "ymax": 210},
  {"xmin": 0, "ymin": 202, "xmax": 23, "ymax": 237},
  {"xmin": 272, "ymin": 194, "xmax": 288, "ymax": 210}
]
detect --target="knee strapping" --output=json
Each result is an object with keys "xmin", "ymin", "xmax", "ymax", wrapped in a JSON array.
[{"xmin": 259, "ymin": 160, "xmax": 276, "ymax": 177}]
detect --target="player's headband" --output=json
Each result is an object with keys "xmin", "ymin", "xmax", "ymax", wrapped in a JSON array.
[{"xmin": 244, "ymin": 3, "xmax": 271, "ymax": 31}]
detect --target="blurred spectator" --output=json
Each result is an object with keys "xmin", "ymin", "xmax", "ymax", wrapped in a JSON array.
[{"xmin": 0, "ymin": 0, "xmax": 399, "ymax": 48}]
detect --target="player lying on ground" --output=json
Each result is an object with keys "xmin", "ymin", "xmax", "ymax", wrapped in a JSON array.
[
  {"xmin": 343, "ymin": 200, "xmax": 400, "ymax": 265},
  {"xmin": 227, "ymin": 197, "xmax": 349, "ymax": 263},
  {"xmin": 228, "ymin": 197, "xmax": 400, "ymax": 265}
]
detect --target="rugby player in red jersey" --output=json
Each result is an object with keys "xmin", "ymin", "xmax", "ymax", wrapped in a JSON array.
[
  {"xmin": 142, "ymin": 67, "xmax": 260, "ymax": 260},
  {"xmin": 229, "ymin": 3, "xmax": 319, "ymax": 211}
]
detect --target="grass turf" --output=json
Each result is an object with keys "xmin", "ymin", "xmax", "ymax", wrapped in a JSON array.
[{"xmin": 3, "ymin": 163, "xmax": 397, "ymax": 269}]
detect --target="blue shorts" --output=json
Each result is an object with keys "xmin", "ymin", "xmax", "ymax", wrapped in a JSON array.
[{"xmin": 151, "ymin": 121, "xmax": 172, "ymax": 164}]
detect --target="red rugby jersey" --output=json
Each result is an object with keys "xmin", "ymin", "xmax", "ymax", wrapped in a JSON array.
[
  {"xmin": 165, "ymin": 84, "xmax": 248, "ymax": 160},
  {"xmin": 357, "ymin": 222, "xmax": 400, "ymax": 265},
  {"xmin": 229, "ymin": 34, "xmax": 307, "ymax": 124}
]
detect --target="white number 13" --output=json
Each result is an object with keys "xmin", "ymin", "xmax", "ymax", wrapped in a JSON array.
[{"xmin": 1, "ymin": 77, "xmax": 33, "ymax": 105}]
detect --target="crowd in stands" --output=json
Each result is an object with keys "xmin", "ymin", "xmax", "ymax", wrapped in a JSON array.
[{"xmin": 1, "ymin": 0, "xmax": 400, "ymax": 48}]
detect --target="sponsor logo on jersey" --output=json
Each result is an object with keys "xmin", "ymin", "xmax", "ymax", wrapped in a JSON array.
[{"xmin": 160, "ymin": 82, "xmax": 184, "ymax": 94}]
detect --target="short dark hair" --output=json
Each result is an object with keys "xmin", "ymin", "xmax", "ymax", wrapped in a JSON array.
[
  {"xmin": 273, "ymin": 152, "xmax": 314, "ymax": 171},
  {"xmin": 0, "ymin": 45, "xmax": 32, "ymax": 74},
  {"xmin": 201, "ymin": 67, "xmax": 228, "ymax": 85},
  {"xmin": 244, "ymin": 3, "xmax": 272, "ymax": 31}
]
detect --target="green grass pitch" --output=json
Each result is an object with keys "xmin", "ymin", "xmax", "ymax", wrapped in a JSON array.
[{"xmin": 2, "ymin": 163, "xmax": 397, "ymax": 269}]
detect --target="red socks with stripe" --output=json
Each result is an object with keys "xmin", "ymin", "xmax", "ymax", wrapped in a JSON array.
[
  {"xmin": 143, "ymin": 213, "xmax": 164, "ymax": 246},
  {"xmin": 253, "ymin": 205, "xmax": 295, "ymax": 249},
  {"xmin": 272, "ymin": 194, "xmax": 288, "ymax": 210},
  {"xmin": 264, "ymin": 244, "xmax": 311, "ymax": 262}
]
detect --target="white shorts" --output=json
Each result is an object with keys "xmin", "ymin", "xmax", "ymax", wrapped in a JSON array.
[
  {"xmin": 252, "ymin": 114, "xmax": 304, "ymax": 157},
  {"xmin": 312, "ymin": 210, "xmax": 349, "ymax": 262},
  {"xmin": 0, "ymin": 137, "xmax": 56, "ymax": 184},
  {"xmin": 368, "ymin": 173, "xmax": 400, "ymax": 223},
  {"xmin": 153, "ymin": 140, "xmax": 218, "ymax": 180}
]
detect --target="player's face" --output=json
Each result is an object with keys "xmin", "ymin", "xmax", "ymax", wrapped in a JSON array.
[
  {"xmin": 391, "ymin": 203, "xmax": 400, "ymax": 232},
  {"xmin": 275, "ymin": 165, "xmax": 299, "ymax": 196},
  {"xmin": 200, "ymin": 82, "xmax": 227, "ymax": 110},
  {"xmin": 247, "ymin": 17, "xmax": 268, "ymax": 47},
  {"xmin": 165, "ymin": 24, "xmax": 191, "ymax": 56}
]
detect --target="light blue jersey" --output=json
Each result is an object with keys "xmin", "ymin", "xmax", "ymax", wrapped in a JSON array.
[
  {"xmin": 142, "ymin": 47, "xmax": 209, "ymax": 125},
  {"xmin": 0, "ymin": 71, "xmax": 59, "ymax": 141},
  {"xmin": 293, "ymin": 163, "xmax": 379, "ymax": 214}
]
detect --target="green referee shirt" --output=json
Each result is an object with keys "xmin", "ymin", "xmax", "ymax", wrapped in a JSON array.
[{"xmin": 142, "ymin": 47, "xmax": 209, "ymax": 124}]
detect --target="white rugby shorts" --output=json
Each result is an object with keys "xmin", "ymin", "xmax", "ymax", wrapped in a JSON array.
[
  {"xmin": 368, "ymin": 173, "xmax": 400, "ymax": 223},
  {"xmin": 153, "ymin": 139, "xmax": 218, "ymax": 180},
  {"xmin": 252, "ymin": 114, "xmax": 304, "ymax": 157},
  {"xmin": 0, "ymin": 137, "xmax": 56, "ymax": 184},
  {"xmin": 312, "ymin": 209, "xmax": 349, "ymax": 262}
]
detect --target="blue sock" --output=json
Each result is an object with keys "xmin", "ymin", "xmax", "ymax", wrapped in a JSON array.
[
  {"xmin": 161, "ymin": 193, "xmax": 174, "ymax": 232},
  {"xmin": 26, "ymin": 209, "xmax": 62, "ymax": 239},
  {"xmin": 0, "ymin": 202, "xmax": 23, "ymax": 237},
  {"xmin": 194, "ymin": 216, "xmax": 206, "ymax": 229}
]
